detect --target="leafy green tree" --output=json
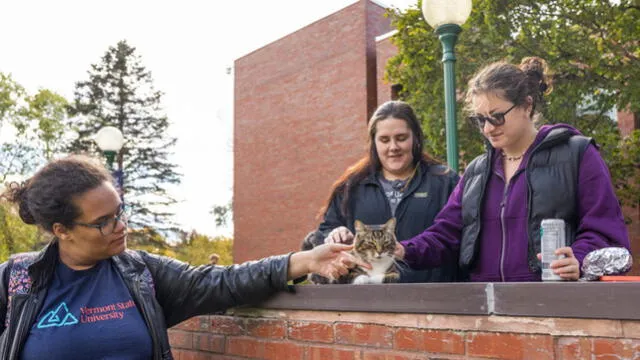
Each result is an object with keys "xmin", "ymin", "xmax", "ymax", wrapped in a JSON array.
[
  {"xmin": 386, "ymin": 0, "xmax": 639, "ymax": 207},
  {"xmin": 127, "ymin": 226, "xmax": 179, "ymax": 258},
  {"xmin": 68, "ymin": 40, "xmax": 181, "ymax": 229},
  {"xmin": 0, "ymin": 74, "xmax": 69, "ymax": 182},
  {"xmin": 0, "ymin": 201, "xmax": 46, "ymax": 262},
  {"xmin": 177, "ymin": 231, "xmax": 233, "ymax": 266},
  {"xmin": 19, "ymin": 89, "xmax": 69, "ymax": 160},
  {"xmin": 0, "ymin": 73, "xmax": 24, "ymax": 126}
]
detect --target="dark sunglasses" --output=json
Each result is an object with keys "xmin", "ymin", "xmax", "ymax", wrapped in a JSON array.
[{"xmin": 468, "ymin": 103, "xmax": 518, "ymax": 129}]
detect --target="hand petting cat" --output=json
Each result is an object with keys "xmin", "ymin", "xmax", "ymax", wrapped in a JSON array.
[
  {"xmin": 324, "ymin": 226, "xmax": 354, "ymax": 244},
  {"xmin": 288, "ymin": 243, "xmax": 372, "ymax": 281},
  {"xmin": 394, "ymin": 243, "xmax": 405, "ymax": 260}
]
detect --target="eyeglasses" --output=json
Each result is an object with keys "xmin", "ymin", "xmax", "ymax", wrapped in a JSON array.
[
  {"xmin": 468, "ymin": 103, "xmax": 518, "ymax": 129},
  {"xmin": 73, "ymin": 205, "xmax": 128, "ymax": 236}
]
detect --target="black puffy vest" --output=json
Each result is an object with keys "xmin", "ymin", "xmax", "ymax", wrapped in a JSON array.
[{"xmin": 460, "ymin": 128, "xmax": 593, "ymax": 273}]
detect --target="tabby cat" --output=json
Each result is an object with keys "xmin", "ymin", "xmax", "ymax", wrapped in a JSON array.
[
  {"xmin": 303, "ymin": 218, "xmax": 400, "ymax": 284},
  {"xmin": 345, "ymin": 218, "xmax": 400, "ymax": 284}
]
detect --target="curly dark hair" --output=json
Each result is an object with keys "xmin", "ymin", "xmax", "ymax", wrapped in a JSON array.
[{"xmin": 3, "ymin": 155, "xmax": 113, "ymax": 232}]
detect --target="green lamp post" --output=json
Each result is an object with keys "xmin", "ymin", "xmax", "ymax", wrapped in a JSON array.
[
  {"xmin": 422, "ymin": 0, "xmax": 472, "ymax": 173},
  {"xmin": 95, "ymin": 126, "xmax": 125, "ymax": 198}
]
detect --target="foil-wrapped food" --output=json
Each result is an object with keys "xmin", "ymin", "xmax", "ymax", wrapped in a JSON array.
[{"xmin": 580, "ymin": 247, "xmax": 633, "ymax": 281}]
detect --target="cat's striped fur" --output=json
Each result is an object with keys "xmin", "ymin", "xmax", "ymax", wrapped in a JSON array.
[{"xmin": 302, "ymin": 218, "xmax": 400, "ymax": 284}]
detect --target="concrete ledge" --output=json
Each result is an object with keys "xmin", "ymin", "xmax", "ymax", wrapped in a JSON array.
[
  {"xmin": 259, "ymin": 283, "xmax": 489, "ymax": 315},
  {"xmin": 255, "ymin": 282, "xmax": 640, "ymax": 321},
  {"xmin": 493, "ymin": 282, "xmax": 640, "ymax": 320}
]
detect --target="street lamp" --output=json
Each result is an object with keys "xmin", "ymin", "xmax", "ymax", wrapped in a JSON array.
[
  {"xmin": 95, "ymin": 126, "xmax": 125, "ymax": 197},
  {"xmin": 422, "ymin": 0, "xmax": 472, "ymax": 173},
  {"xmin": 94, "ymin": 126, "xmax": 124, "ymax": 169}
]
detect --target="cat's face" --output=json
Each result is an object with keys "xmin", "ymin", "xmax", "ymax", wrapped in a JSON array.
[{"xmin": 353, "ymin": 218, "xmax": 397, "ymax": 263}]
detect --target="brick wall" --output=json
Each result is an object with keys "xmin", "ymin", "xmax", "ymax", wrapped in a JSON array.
[
  {"xmin": 626, "ymin": 206, "xmax": 640, "ymax": 276},
  {"xmin": 233, "ymin": 0, "xmax": 391, "ymax": 263},
  {"xmin": 617, "ymin": 110, "xmax": 637, "ymax": 137},
  {"xmin": 169, "ymin": 309, "xmax": 640, "ymax": 360}
]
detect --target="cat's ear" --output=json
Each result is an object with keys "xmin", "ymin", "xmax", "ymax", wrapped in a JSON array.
[
  {"xmin": 384, "ymin": 217, "xmax": 397, "ymax": 233},
  {"xmin": 354, "ymin": 220, "xmax": 365, "ymax": 233}
]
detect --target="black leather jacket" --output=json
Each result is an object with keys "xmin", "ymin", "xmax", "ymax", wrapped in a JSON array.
[{"xmin": 0, "ymin": 242, "xmax": 292, "ymax": 360}]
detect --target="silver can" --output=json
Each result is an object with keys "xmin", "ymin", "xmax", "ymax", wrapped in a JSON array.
[{"xmin": 540, "ymin": 219, "xmax": 566, "ymax": 281}]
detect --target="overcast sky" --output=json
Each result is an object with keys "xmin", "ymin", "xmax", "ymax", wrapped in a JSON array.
[{"xmin": 0, "ymin": 0, "xmax": 416, "ymax": 237}]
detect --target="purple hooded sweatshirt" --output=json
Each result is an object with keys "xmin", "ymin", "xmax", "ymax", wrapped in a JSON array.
[{"xmin": 401, "ymin": 124, "xmax": 630, "ymax": 282}]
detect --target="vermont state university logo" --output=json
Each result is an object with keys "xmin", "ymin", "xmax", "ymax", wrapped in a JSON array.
[{"xmin": 37, "ymin": 302, "xmax": 79, "ymax": 328}]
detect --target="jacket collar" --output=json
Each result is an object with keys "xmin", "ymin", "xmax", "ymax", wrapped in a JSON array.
[
  {"xmin": 27, "ymin": 240, "xmax": 59, "ymax": 291},
  {"xmin": 112, "ymin": 249, "xmax": 147, "ymax": 278},
  {"xmin": 484, "ymin": 127, "xmax": 575, "ymax": 157},
  {"xmin": 535, "ymin": 127, "xmax": 574, "ymax": 151},
  {"xmin": 363, "ymin": 161, "xmax": 427, "ymax": 187},
  {"xmin": 27, "ymin": 241, "xmax": 146, "ymax": 288}
]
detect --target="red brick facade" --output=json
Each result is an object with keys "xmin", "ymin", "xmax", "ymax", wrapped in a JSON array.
[
  {"xmin": 233, "ymin": 0, "xmax": 390, "ymax": 262},
  {"xmin": 169, "ymin": 311, "xmax": 640, "ymax": 360},
  {"xmin": 617, "ymin": 110, "xmax": 638, "ymax": 137}
]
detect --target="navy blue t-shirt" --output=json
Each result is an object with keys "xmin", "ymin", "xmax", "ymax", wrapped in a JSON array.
[{"xmin": 20, "ymin": 259, "xmax": 153, "ymax": 360}]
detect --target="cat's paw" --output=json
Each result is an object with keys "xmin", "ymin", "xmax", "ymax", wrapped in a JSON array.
[
  {"xmin": 383, "ymin": 272, "xmax": 401, "ymax": 283},
  {"xmin": 369, "ymin": 274, "xmax": 385, "ymax": 284},
  {"xmin": 353, "ymin": 275, "xmax": 371, "ymax": 285}
]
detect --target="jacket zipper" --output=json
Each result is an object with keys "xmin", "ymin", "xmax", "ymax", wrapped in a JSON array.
[
  {"xmin": 0, "ymin": 299, "xmax": 16, "ymax": 358},
  {"xmin": 493, "ymin": 167, "xmax": 509, "ymax": 283},
  {"xmin": 499, "ymin": 198, "xmax": 507, "ymax": 282},
  {"xmin": 133, "ymin": 274, "xmax": 161, "ymax": 360},
  {"xmin": 9, "ymin": 296, "xmax": 38, "ymax": 360},
  {"xmin": 497, "ymin": 166, "xmax": 525, "ymax": 282}
]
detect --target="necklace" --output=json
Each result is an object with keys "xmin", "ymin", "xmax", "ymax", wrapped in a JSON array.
[
  {"xmin": 385, "ymin": 166, "xmax": 418, "ymax": 193},
  {"xmin": 503, "ymin": 152, "xmax": 523, "ymax": 161}
]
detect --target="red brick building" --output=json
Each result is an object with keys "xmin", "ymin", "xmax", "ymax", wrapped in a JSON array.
[
  {"xmin": 233, "ymin": 0, "xmax": 639, "ymax": 264},
  {"xmin": 233, "ymin": 0, "xmax": 391, "ymax": 262}
]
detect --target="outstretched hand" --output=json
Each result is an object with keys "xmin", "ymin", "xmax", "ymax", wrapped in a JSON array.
[
  {"xmin": 287, "ymin": 243, "xmax": 371, "ymax": 281},
  {"xmin": 308, "ymin": 243, "xmax": 371, "ymax": 280}
]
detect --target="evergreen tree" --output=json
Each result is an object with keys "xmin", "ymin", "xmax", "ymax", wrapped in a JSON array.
[{"xmin": 68, "ymin": 40, "xmax": 181, "ymax": 228}]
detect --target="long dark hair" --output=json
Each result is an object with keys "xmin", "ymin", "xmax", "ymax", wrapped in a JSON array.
[
  {"xmin": 3, "ymin": 155, "xmax": 113, "ymax": 232},
  {"xmin": 319, "ymin": 101, "xmax": 443, "ymax": 218}
]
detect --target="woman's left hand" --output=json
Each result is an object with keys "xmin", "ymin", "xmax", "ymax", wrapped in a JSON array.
[
  {"xmin": 288, "ymin": 243, "xmax": 371, "ymax": 281},
  {"xmin": 309, "ymin": 243, "xmax": 371, "ymax": 280},
  {"xmin": 537, "ymin": 247, "xmax": 580, "ymax": 281}
]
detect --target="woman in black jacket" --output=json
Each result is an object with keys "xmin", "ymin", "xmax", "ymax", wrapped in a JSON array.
[
  {"xmin": 313, "ymin": 100, "xmax": 460, "ymax": 283},
  {"xmin": 0, "ymin": 155, "xmax": 365, "ymax": 360}
]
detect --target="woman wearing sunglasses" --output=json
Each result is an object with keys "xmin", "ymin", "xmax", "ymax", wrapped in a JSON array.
[
  {"xmin": 0, "ymin": 156, "xmax": 366, "ymax": 359},
  {"xmin": 396, "ymin": 57, "xmax": 629, "ymax": 282}
]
